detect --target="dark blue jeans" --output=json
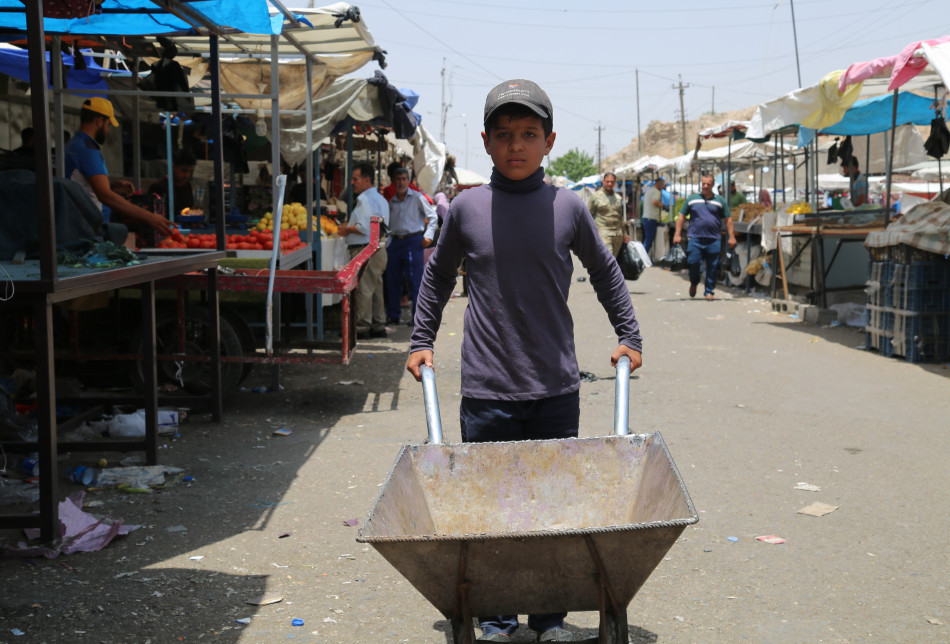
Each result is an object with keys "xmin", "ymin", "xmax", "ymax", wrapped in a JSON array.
[
  {"xmin": 384, "ymin": 234, "xmax": 425, "ymax": 322},
  {"xmin": 459, "ymin": 391, "xmax": 580, "ymax": 636},
  {"xmin": 641, "ymin": 218, "xmax": 659, "ymax": 255},
  {"xmin": 686, "ymin": 236, "xmax": 721, "ymax": 296}
]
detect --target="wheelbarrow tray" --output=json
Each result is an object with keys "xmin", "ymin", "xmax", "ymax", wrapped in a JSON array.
[{"xmin": 357, "ymin": 431, "xmax": 697, "ymax": 618}]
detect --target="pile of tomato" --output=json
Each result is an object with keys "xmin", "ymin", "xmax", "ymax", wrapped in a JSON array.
[{"xmin": 156, "ymin": 226, "xmax": 306, "ymax": 252}]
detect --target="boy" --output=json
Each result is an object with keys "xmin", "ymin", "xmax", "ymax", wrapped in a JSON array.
[{"xmin": 406, "ymin": 79, "xmax": 643, "ymax": 643}]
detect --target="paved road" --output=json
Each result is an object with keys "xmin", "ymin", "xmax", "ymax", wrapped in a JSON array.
[{"xmin": 2, "ymin": 263, "xmax": 947, "ymax": 643}]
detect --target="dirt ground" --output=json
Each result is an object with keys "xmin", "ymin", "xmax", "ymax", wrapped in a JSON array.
[{"xmin": 1, "ymin": 264, "xmax": 948, "ymax": 643}]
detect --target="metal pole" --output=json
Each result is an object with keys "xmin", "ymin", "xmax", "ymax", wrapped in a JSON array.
[
  {"xmin": 790, "ymin": 0, "xmax": 803, "ymax": 87},
  {"xmin": 636, "ymin": 68, "xmax": 641, "ymax": 158},
  {"xmin": 132, "ymin": 56, "xmax": 141, "ymax": 188},
  {"xmin": 936, "ymin": 86, "xmax": 945, "ymax": 195},
  {"xmin": 885, "ymin": 89, "xmax": 899, "ymax": 228},
  {"xmin": 51, "ymin": 37, "xmax": 65, "ymax": 179},
  {"xmin": 780, "ymin": 138, "xmax": 787, "ymax": 205},
  {"xmin": 165, "ymin": 113, "xmax": 175, "ymax": 221},
  {"xmin": 305, "ymin": 56, "xmax": 315, "ymax": 344},
  {"xmin": 421, "ymin": 366, "xmax": 444, "ymax": 445},
  {"xmin": 613, "ymin": 356, "xmax": 631, "ymax": 437}
]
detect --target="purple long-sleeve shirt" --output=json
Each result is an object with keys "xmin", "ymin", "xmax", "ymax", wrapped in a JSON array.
[{"xmin": 410, "ymin": 167, "xmax": 642, "ymax": 401}]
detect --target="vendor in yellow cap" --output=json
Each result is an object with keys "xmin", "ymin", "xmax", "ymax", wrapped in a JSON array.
[{"xmin": 64, "ymin": 97, "xmax": 172, "ymax": 238}]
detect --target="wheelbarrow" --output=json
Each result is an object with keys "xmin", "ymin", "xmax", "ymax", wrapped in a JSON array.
[{"xmin": 357, "ymin": 357, "xmax": 698, "ymax": 643}]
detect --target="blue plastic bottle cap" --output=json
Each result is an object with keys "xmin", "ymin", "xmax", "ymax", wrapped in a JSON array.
[{"xmin": 291, "ymin": 618, "xmax": 304, "ymax": 626}]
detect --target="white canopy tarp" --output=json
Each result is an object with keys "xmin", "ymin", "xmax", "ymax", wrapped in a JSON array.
[
  {"xmin": 387, "ymin": 124, "xmax": 446, "ymax": 197},
  {"xmin": 454, "ymin": 167, "xmax": 489, "ymax": 186},
  {"xmin": 614, "ymin": 155, "xmax": 668, "ymax": 175}
]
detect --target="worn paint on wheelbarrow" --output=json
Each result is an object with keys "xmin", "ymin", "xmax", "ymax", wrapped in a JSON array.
[{"xmin": 356, "ymin": 431, "xmax": 697, "ymax": 620}]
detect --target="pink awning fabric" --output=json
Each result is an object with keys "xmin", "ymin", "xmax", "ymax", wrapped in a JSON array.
[{"xmin": 838, "ymin": 35, "xmax": 950, "ymax": 92}]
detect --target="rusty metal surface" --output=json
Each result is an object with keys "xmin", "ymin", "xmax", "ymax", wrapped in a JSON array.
[{"xmin": 357, "ymin": 432, "xmax": 697, "ymax": 617}]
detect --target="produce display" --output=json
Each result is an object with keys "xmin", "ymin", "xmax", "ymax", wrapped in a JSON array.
[
  {"xmin": 156, "ymin": 225, "xmax": 306, "ymax": 252},
  {"xmin": 734, "ymin": 203, "xmax": 768, "ymax": 221},
  {"xmin": 786, "ymin": 201, "xmax": 814, "ymax": 215},
  {"xmin": 255, "ymin": 202, "xmax": 320, "ymax": 232}
]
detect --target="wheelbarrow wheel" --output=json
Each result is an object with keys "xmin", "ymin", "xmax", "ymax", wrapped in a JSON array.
[{"xmin": 129, "ymin": 305, "xmax": 244, "ymax": 395}]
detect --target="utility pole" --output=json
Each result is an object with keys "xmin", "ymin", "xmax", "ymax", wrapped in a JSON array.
[
  {"xmin": 440, "ymin": 58, "xmax": 451, "ymax": 142},
  {"xmin": 636, "ymin": 68, "xmax": 641, "ymax": 158},
  {"xmin": 711, "ymin": 86, "xmax": 715, "ymax": 114},
  {"xmin": 594, "ymin": 122, "xmax": 605, "ymax": 173},
  {"xmin": 673, "ymin": 74, "xmax": 690, "ymax": 154},
  {"xmin": 790, "ymin": 0, "xmax": 803, "ymax": 87}
]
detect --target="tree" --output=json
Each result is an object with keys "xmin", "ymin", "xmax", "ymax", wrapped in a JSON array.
[{"xmin": 546, "ymin": 148, "xmax": 597, "ymax": 182}]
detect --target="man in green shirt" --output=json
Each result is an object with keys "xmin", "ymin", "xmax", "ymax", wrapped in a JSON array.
[
  {"xmin": 588, "ymin": 172, "xmax": 627, "ymax": 255},
  {"xmin": 728, "ymin": 180, "xmax": 746, "ymax": 209}
]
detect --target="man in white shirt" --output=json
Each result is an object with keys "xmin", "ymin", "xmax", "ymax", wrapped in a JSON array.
[{"xmin": 336, "ymin": 162, "xmax": 390, "ymax": 339}]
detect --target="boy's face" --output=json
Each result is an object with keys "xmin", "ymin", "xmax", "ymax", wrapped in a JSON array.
[{"xmin": 481, "ymin": 114, "xmax": 555, "ymax": 182}]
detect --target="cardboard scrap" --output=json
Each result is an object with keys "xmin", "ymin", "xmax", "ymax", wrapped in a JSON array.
[
  {"xmin": 798, "ymin": 502, "xmax": 838, "ymax": 517},
  {"xmin": 246, "ymin": 593, "xmax": 283, "ymax": 606},
  {"xmin": 755, "ymin": 535, "xmax": 786, "ymax": 544}
]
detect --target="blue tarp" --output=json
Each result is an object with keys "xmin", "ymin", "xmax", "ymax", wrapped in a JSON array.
[
  {"xmin": 799, "ymin": 92, "xmax": 942, "ymax": 146},
  {"xmin": 0, "ymin": 46, "xmax": 128, "ymax": 93},
  {"xmin": 0, "ymin": 0, "xmax": 278, "ymax": 36}
]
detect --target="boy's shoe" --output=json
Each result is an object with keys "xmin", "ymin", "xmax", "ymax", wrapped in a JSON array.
[
  {"xmin": 705, "ymin": 294, "xmax": 715, "ymax": 301},
  {"xmin": 477, "ymin": 634, "xmax": 511, "ymax": 642},
  {"xmin": 538, "ymin": 627, "xmax": 574, "ymax": 641},
  {"xmin": 689, "ymin": 284, "xmax": 697, "ymax": 298},
  {"xmin": 369, "ymin": 328, "xmax": 388, "ymax": 338}
]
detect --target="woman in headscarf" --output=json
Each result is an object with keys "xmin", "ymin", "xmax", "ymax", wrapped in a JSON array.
[{"xmin": 759, "ymin": 188, "xmax": 773, "ymax": 208}]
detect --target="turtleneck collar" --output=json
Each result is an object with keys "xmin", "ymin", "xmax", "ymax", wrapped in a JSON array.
[{"xmin": 489, "ymin": 166, "xmax": 546, "ymax": 194}]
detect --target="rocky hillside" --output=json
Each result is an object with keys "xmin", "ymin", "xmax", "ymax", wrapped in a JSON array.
[{"xmin": 604, "ymin": 106, "xmax": 757, "ymax": 169}]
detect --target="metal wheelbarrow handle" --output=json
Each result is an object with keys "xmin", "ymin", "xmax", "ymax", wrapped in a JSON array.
[{"xmin": 420, "ymin": 356, "xmax": 631, "ymax": 445}]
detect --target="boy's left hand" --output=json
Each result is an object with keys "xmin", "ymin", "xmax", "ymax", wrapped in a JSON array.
[{"xmin": 611, "ymin": 345, "xmax": 642, "ymax": 372}]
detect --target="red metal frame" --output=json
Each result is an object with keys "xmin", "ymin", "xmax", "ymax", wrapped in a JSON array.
[{"xmin": 151, "ymin": 218, "xmax": 382, "ymax": 367}]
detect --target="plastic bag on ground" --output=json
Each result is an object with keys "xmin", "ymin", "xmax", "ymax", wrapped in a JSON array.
[{"xmin": 108, "ymin": 409, "xmax": 146, "ymax": 438}]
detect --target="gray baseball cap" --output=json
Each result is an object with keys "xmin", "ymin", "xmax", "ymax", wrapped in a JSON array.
[{"xmin": 483, "ymin": 79, "xmax": 552, "ymax": 126}]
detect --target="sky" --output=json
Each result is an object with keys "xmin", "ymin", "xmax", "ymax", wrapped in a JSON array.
[{"xmin": 334, "ymin": 0, "xmax": 950, "ymax": 180}]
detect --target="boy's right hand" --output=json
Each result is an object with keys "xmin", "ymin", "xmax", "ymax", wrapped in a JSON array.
[{"xmin": 406, "ymin": 350, "xmax": 433, "ymax": 382}]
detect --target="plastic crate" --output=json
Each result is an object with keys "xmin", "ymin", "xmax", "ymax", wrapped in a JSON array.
[
  {"xmin": 888, "ymin": 262, "xmax": 950, "ymax": 312},
  {"xmin": 864, "ymin": 328, "xmax": 891, "ymax": 354},
  {"xmin": 890, "ymin": 311, "xmax": 950, "ymax": 363},
  {"xmin": 866, "ymin": 261, "xmax": 894, "ymax": 308},
  {"xmin": 865, "ymin": 304, "xmax": 893, "ymax": 333}
]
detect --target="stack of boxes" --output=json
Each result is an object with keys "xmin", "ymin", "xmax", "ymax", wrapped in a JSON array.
[{"xmin": 866, "ymin": 245, "xmax": 950, "ymax": 363}]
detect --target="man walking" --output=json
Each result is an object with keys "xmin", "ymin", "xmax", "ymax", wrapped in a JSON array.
[
  {"xmin": 385, "ymin": 167, "xmax": 438, "ymax": 325},
  {"xmin": 673, "ymin": 174, "xmax": 736, "ymax": 301},
  {"xmin": 641, "ymin": 176, "xmax": 666, "ymax": 255},
  {"xmin": 336, "ymin": 162, "xmax": 389, "ymax": 339},
  {"xmin": 588, "ymin": 172, "xmax": 627, "ymax": 255}
]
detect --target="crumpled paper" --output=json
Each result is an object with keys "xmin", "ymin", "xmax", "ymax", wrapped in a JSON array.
[{"xmin": 3, "ymin": 491, "xmax": 141, "ymax": 558}]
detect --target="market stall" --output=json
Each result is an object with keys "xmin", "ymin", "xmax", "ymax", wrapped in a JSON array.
[{"xmin": 0, "ymin": 0, "xmax": 281, "ymax": 542}]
